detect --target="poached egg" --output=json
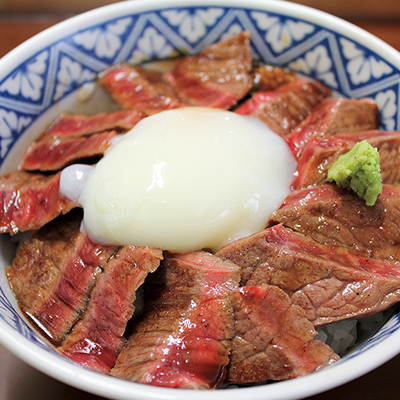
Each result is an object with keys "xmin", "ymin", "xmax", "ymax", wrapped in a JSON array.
[{"xmin": 60, "ymin": 107, "xmax": 296, "ymax": 252}]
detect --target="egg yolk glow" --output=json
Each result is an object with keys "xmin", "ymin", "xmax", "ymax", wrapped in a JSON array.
[{"xmin": 60, "ymin": 107, "xmax": 296, "ymax": 252}]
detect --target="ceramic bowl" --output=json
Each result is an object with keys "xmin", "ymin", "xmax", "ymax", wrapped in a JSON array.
[{"xmin": 1, "ymin": 1, "xmax": 400, "ymax": 399}]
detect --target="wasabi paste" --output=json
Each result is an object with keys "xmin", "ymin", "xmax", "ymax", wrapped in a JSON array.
[{"xmin": 327, "ymin": 140, "xmax": 382, "ymax": 206}]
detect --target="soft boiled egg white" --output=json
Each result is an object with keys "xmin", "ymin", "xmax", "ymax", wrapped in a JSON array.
[{"xmin": 60, "ymin": 107, "xmax": 296, "ymax": 252}]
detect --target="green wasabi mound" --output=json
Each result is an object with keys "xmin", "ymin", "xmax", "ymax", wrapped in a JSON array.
[{"xmin": 327, "ymin": 140, "xmax": 382, "ymax": 206}]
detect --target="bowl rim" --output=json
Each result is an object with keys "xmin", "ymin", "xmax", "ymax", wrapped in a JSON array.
[
  {"xmin": 2, "ymin": 0, "xmax": 400, "ymax": 75},
  {"xmin": 1, "ymin": 0, "xmax": 400, "ymax": 399}
]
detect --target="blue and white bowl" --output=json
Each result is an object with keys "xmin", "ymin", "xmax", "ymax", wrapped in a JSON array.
[{"xmin": 1, "ymin": 0, "xmax": 400, "ymax": 399}]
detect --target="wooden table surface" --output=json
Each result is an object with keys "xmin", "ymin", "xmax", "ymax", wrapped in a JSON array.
[{"xmin": 1, "ymin": 13, "xmax": 400, "ymax": 400}]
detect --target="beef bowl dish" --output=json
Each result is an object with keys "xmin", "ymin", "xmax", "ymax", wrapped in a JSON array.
[{"xmin": 1, "ymin": 0, "xmax": 400, "ymax": 399}]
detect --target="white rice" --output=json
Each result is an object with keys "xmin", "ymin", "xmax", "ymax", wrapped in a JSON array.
[
  {"xmin": 316, "ymin": 310, "xmax": 392, "ymax": 357},
  {"xmin": 316, "ymin": 319, "xmax": 358, "ymax": 355}
]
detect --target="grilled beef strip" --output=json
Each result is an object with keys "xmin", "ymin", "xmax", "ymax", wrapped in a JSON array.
[
  {"xmin": 60, "ymin": 245, "xmax": 163, "ymax": 374},
  {"xmin": 38, "ymin": 110, "xmax": 145, "ymax": 139},
  {"xmin": 0, "ymin": 170, "xmax": 75, "ymax": 235},
  {"xmin": 251, "ymin": 64, "xmax": 298, "ymax": 92},
  {"xmin": 227, "ymin": 285, "xmax": 339, "ymax": 384},
  {"xmin": 19, "ymin": 110, "xmax": 146, "ymax": 172},
  {"xmin": 6, "ymin": 211, "xmax": 118, "ymax": 345},
  {"xmin": 165, "ymin": 32, "xmax": 252, "ymax": 109},
  {"xmin": 269, "ymin": 183, "xmax": 400, "ymax": 262},
  {"xmin": 285, "ymin": 97, "xmax": 380, "ymax": 158},
  {"xmin": 99, "ymin": 63, "xmax": 187, "ymax": 113},
  {"xmin": 235, "ymin": 79, "xmax": 331, "ymax": 137},
  {"xmin": 111, "ymin": 251, "xmax": 240, "ymax": 389},
  {"xmin": 20, "ymin": 130, "xmax": 118, "ymax": 172},
  {"xmin": 217, "ymin": 224, "xmax": 400, "ymax": 326},
  {"xmin": 292, "ymin": 130, "xmax": 400, "ymax": 190}
]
